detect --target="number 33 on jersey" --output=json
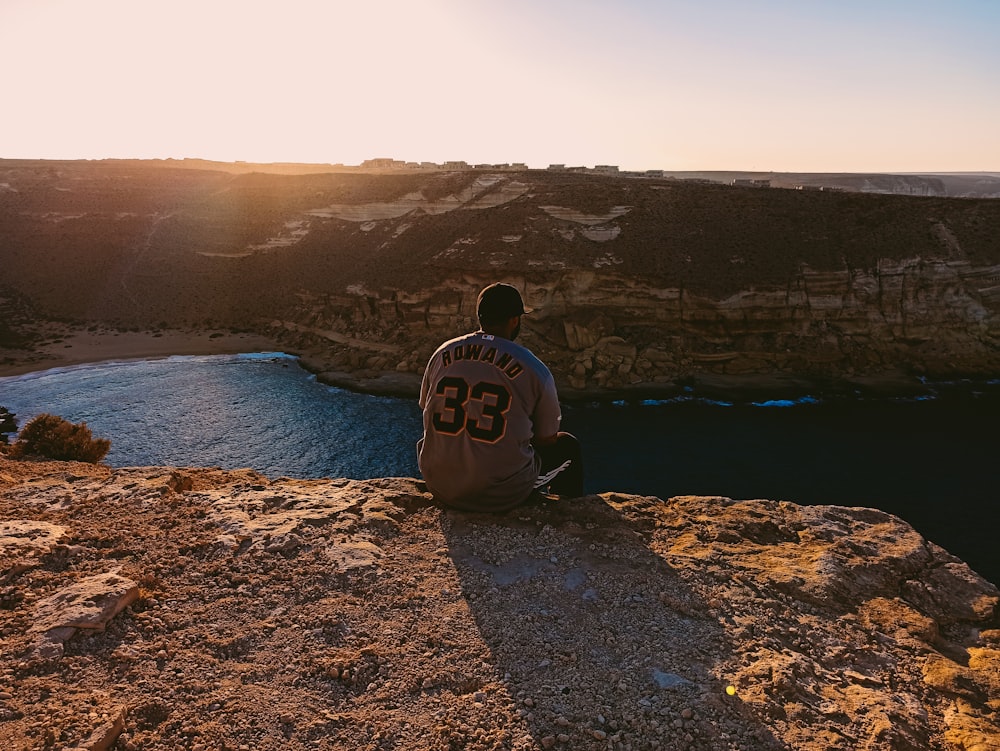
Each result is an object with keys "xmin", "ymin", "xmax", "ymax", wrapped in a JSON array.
[{"xmin": 431, "ymin": 376, "xmax": 512, "ymax": 443}]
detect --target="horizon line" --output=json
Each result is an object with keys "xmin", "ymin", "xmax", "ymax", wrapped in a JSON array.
[{"xmin": 2, "ymin": 156, "xmax": 999, "ymax": 177}]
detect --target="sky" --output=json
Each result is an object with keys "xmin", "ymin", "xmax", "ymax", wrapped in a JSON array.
[{"xmin": 2, "ymin": 0, "xmax": 998, "ymax": 172}]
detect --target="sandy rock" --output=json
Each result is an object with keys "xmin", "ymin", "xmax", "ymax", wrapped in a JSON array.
[
  {"xmin": 70, "ymin": 705, "xmax": 126, "ymax": 751},
  {"xmin": 858, "ymin": 596, "xmax": 939, "ymax": 644},
  {"xmin": 326, "ymin": 537, "xmax": 385, "ymax": 571},
  {"xmin": 1, "ymin": 456, "xmax": 998, "ymax": 749},
  {"xmin": 30, "ymin": 571, "xmax": 139, "ymax": 657},
  {"xmin": 0, "ymin": 519, "xmax": 67, "ymax": 556},
  {"xmin": 1, "ymin": 519, "xmax": 68, "ymax": 580}
]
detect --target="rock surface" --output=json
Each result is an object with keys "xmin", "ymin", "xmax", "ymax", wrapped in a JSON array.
[{"xmin": 1, "ymin": 456, "xmax": 997, "ymax": 750}]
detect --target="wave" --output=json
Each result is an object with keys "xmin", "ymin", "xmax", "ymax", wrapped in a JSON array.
[
  {"xmin": 573, "ymin": 378, "xmax": 1000, "ymax": 411},
  {"xmin": 0, "ymin": 351, "xmax": 298, "ymax": 385}
]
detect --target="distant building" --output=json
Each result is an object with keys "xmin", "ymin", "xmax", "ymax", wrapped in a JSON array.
[
  {"xmin": 548, "ymin": 164, "xmax": 566, "ymax": 171},
  {"xmin": 442, "ymin": 161, "xmax": 470, "ymax": 170},
  {"xmin": 732, "ymin": 178, "xmax": 771, "ymax": 188},
  {"xmin": 361, "ymin": 158, "xmax": 406, "ymax": 170},
  {"xmin": 594, "ymin": 165, "xmax": 620, "ymax": 174}
]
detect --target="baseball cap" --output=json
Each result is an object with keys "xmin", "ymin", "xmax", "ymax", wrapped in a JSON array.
[{"xmin": 477, "ymin": 283, "xmax": 531, "ymax": 324}]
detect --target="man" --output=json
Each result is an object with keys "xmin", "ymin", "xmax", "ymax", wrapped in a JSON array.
[{"xmin": 417, "ymin": 282, "xmax": 584, "ymax": 511}]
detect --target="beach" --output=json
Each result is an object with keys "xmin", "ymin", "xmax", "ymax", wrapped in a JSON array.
[{"xmin": 0, "ymin": 326, "xmax": 285, "ymax": 378}]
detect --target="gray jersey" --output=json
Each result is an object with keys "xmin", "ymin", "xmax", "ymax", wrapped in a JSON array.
[{"xmin": 417, "ymin": 331, "xmax": 562, "ymax": 510}]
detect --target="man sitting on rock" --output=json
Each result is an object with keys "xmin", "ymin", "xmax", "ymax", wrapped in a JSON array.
[{"xmin": 417, "ymin": 282, "xmax": 584, "ymax": 511}]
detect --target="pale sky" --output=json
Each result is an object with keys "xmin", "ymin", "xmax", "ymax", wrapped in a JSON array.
[{"xmin": 2, "ymin": 0, "xmax": 998, "ymax": 172}]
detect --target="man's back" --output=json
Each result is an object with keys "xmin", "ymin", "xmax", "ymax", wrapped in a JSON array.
[{"xmin": 417, "ymin": 330, "xmax": 561, "ymax": 510}]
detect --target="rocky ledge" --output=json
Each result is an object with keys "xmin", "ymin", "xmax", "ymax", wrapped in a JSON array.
[{"xmin": 1, "ymin": 457, "xmax": 998, "ymax": 750}]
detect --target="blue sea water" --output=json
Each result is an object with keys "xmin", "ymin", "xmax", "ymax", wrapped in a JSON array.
[
  {"xmin": 0, "ymin": 353, "xmax": 422, "ymax": 479},
  {"xmin": 2, "ymin": 353, "xmax": 998, "ymax": 585}
]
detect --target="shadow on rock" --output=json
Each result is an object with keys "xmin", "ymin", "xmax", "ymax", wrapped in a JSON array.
[{"xmin": 443, "ymin": 494, "xmax": 785, "ymax": 751}]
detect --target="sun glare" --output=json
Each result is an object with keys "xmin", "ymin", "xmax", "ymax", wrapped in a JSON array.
[{"xmin": 1, "ymin": 0, "xmax": 998, "ymax": 170}]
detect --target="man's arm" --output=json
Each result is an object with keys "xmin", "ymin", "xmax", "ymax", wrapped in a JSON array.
[
  {"xmin": 530, "ymin": 368, "xmax": 562, "ymax": 447},
  {"xmin": 418, "ymin": 353, "xmax": 437, "ymax": 410}
]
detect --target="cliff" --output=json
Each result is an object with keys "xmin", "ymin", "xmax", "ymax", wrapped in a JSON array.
[
  {"xmin": 2, "ymin": 161, "xmax": 999, "ymax": 398},
  {"xmin": 1, "ymin": 456, "xmax": 997, "ymax": 750}
]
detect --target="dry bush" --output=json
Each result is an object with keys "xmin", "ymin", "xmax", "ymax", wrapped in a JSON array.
[{"xmin": 9, "ymin": 413, "xmax": 111, "ymax": 463}]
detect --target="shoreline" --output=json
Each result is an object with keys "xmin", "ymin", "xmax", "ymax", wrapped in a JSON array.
[
  {"xmin": 3, "ymin": 329, "xmax": 996, "ymax": 405},
  {"xmin": 0, "ymin": 328, "xmax": 286, "ymax": 379}
]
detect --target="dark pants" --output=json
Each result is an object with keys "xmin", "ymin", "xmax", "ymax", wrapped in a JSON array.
[{"xmin": 534, "ymin": 432, "xmax": 584, "ymax": 497}]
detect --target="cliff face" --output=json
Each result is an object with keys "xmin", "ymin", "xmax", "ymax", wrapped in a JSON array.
[
  {"xmin": 1, "ymin": 457, "xmax": 998, "ymax": 750},
  {"xmin": 283, "ymin": 256, "xmax": 1000, "ymax": 395},
  {"xmin": 2, "ymin": 161, "xmax": 999, "ymax": 394}
]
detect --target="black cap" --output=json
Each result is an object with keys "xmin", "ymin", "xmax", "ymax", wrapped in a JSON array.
[{"xmin": 477, "ymin": 283, "xmax": 529, "ymax": 325}]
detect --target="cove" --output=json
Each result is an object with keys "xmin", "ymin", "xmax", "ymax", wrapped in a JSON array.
[{"xmin": 2, "ymin": 353, "xmax": 997, "ymax": 586}]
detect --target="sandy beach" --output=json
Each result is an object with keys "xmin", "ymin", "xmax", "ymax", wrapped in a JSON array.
[{"xmin": 0, "ymin": 327, "xmax": 286, "ymax": 379}]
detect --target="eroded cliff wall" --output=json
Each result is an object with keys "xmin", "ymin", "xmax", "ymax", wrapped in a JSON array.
[
  {"xmin": 278, "ymin": 256, "xmax": 1000, "ymax": 395},
  {"xmin": 2, "ymin": 161, "xmax": 998, "ymax": 393}
]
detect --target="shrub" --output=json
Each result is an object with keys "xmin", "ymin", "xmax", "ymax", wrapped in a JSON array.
[{"xmin": 9, "ymin": 413, "xmax": 111, "ymax": 463}]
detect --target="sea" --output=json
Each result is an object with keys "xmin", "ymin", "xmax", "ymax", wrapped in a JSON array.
[{"xmin": 2, "ymin": 352, "xmax": 998, "ymax": 586}]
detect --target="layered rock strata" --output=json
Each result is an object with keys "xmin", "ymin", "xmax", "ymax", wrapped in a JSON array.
[
  {"xmin": 2, "ymin": 162, "xmax": 998, "ymax": 397},
  {"xmin": 283, "ymin": 255, "xmax": 1000, "ymax": 398}
]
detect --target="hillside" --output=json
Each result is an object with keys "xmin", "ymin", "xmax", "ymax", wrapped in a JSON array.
[
  {"xmin": 2, "ymin": 160, "xmax": 999, "ymax": 396},
  {"xmin": 1, "ymin": 456, "xmax": 998, "ymax": 750}
]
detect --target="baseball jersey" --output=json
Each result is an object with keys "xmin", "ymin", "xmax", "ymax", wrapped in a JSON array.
[{"xmin": 417, "ymin": 331, "xmax": 562, "ymax": 511}]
